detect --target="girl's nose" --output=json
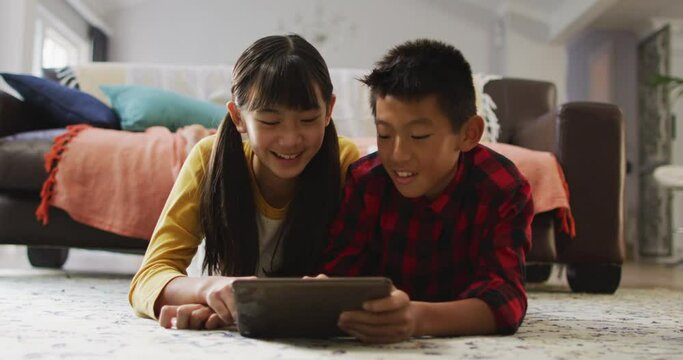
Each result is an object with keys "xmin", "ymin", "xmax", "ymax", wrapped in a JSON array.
[{"xmin": 279, "ymin": 124, "xmax": 303, "ymax": 147}]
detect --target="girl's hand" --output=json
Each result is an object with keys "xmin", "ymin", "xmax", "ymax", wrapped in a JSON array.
[
  {"xmin": 200, "ymin": 276, "xmax": 256, "ymax": 324},
  {"xmin": 158, "ymin": 304, "xmax": 229, "ymax": 330},
  {"xmin": 338, "ymin": 288, "xmax": 420, "ymax": 344}
]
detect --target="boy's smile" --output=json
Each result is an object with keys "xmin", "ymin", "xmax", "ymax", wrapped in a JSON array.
[{"xmin": 375, "ymin": 94, "xmax": 479, "ymax": 199}]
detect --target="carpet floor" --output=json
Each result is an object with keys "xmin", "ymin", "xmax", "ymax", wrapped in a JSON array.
[{"xmin": 1, "ymin": 271, "xmax": 682, "ymax": 359}]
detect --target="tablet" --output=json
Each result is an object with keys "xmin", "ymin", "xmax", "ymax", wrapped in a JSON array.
[{"xmin": 232, "ymin": 277, "xmax": 392, "ymax": 338}]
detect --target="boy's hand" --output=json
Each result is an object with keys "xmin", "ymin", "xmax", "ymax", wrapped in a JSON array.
[
  {"xmin": 338, "ymin": 288, "xmax": 419, "ymax": 344},
  {"xmin": 158, "ymin": 304, "xmax": 230, "ymax": 330}
]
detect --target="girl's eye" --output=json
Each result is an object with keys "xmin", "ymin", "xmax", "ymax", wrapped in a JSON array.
[
  {"xmin": 301, "ymin": 117, "xmax": 318, "ymax": 123},
  {"xmin": 412, "ymin": 134, "xmax": 432, "ymax": 140},
  {"xmin": 377, "ymin": 134, "xmax": 390, "ymax": 140},
  {"xmin": 257, "ymin": 120, "xmax": 279, "ymax": 126}
]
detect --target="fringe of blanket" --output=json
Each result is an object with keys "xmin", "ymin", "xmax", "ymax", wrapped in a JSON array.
[
  {"xmin": 35, "ymin": 124, "xmax": 92, "ymax": 225},
  {"xmin": 555, "ymin": 160, "xmax": 576, "ymax": 238}
]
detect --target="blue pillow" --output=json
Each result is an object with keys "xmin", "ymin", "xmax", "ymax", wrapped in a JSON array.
[
  {"xmin": 0, "ymin": 73, "xmax": 119, "ymax": 129},
  {"xmin": 100, "ymin": 85, "xmax": 226, "ymax": 132}
]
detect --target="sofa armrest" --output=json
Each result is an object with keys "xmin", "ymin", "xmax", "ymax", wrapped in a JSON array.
[
  {"xmin": 556, "ymin": 102, "xmax": 625, "ymax": 264},
  {"xmin": 1, "ymin": 90, "xmax": 55, "ymax": 137},
  {"xmin": 0, "ymin": 90, "xmax": 23, "ymax": 137}
]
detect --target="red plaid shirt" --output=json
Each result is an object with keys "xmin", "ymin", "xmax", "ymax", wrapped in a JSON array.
[{"xmin": 321, "ymin": 144, "xmax": 533, "ymax": 334}]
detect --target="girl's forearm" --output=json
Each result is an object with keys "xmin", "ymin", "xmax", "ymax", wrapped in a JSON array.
[{"xmin": 413, "ymin": 298, "xmax": 496, "ymax": 337}]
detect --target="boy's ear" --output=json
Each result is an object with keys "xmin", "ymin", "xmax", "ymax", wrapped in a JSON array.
[
  {"xmin": 457, "ymin": 115, "xmax": 484, "ymax": 152},
  {"xmin": 227, "ymin": 101, "xmax": 247, "ymax": 133},
  {"xmin": 325, "ymin": 94, "xmax": 336, "ymax": 127}
]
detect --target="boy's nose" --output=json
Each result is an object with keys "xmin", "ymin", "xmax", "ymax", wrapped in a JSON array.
[{"xmin": 391, "ymin": 137, "xmax": 411, "ymax": 163}]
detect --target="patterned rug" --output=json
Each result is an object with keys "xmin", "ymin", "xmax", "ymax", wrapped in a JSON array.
[{"xmin": 1, "ymin": 272, "xmax": 682, "ymax": 359}]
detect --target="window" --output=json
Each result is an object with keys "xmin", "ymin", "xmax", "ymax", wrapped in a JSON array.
[{"xmin": 32, "ymin": 4, "xmax": 89, "ymax": 75}]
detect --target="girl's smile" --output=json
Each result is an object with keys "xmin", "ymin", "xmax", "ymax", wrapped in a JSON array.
[{"xmin": 272, "ymin": 151, "xmax": 303, "ymax": 160}]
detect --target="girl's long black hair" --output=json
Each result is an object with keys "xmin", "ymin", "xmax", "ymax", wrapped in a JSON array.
[{"xmin": 200, "ymin": 34, "xmax": 340, "ymax": 276}]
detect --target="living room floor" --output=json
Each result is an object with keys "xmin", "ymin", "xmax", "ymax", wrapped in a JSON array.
[
  {"xmin": 2, "ymin": 244, "xmax": 682, "ymax": 359},
  {"xmin": 0, "ymin": 245, "xmax": 681, "ymax": 290}
]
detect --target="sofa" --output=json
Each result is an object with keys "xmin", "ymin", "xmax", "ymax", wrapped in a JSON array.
[{"xmin": 0, "ymin": 64, "xmax": 625, "ymax": 293}]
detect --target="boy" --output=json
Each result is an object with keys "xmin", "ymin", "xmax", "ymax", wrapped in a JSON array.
[{"xmin": 320, "ymin": 39, "xmax": 534, "ymax": 343}]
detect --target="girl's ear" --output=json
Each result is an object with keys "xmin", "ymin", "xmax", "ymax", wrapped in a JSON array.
[
  {"xmin": 457, "ymin": 115, "xmax": 484, "ymax": 152},
  {"xmin": 227, "ymin": 101, "xmax": 247, "ymax": 133},
  {"xmin": 324, "ymin": 94, "xmax": 336, "ymax": 126}
]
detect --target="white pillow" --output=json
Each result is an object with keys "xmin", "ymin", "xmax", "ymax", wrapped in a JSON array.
[
  {"xmin": 473, "ymin": 73, "xmax": 502, "ymax": 143},
  {"xmin": 72, "ymin": 63, "xmax": 233, "ymax": 107}
]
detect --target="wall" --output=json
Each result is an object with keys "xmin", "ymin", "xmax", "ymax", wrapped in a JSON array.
[
  {"xmin": 2, "ymin": 0, "xmax": 568, "ymax": 101},
  {"xmin": 0, "ymin": 0, "xmax": 35, "ymax": 73},
  {"xmin": 104, "ymin": 0, "xmax": 567, "ymax": 101},
  {"xmin": 670, "ymin": 33, "xmax": 683, "ymax": 255},
  {"xmin": 507, "ymin": 28, "xmax": 567, "ymax": 103},
  {"xmin": 673, "ymin": 35, "xmax": 683, "ymax": 166},
  {"xmin": 0, "ymin": 0, "xmax": 35, "ymax": 95},
  {"xmin": 106, "ymin": 0, "xmax": 490, "ymax": 69}
]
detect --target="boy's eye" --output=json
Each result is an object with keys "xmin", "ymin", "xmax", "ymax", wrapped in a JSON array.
[
  {"xmin": 412, "ymin": 134, "xmax": 432, "ymax": 140},
  {"xmin": 377, "ymin": 134, "xmax": 390, "ymax": 140}
]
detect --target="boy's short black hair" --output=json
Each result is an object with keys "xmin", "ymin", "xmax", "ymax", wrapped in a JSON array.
[{"xmin": 361, "ymin": 39, "xmax": 476, "ymax": 132}]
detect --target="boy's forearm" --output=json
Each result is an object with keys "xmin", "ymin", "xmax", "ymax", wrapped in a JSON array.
[{"xmin": 413, "ymin": 298, "xmax": 496, "ymax": 337}]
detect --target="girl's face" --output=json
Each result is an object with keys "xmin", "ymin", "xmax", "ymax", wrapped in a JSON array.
[{"xmin": 228, "ymin": 88, "xmax": 335, "ymax": 185}]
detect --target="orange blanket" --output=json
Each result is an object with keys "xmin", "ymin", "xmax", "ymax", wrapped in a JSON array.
[
  {"xmin": 36, "ymin": 124, "xmax": 212, "ymax": 240},
  {"xmin": 36, "ymin": 132, "xmax": 574, "ymax": 240},
  {"xmin": 485, "ymin": 142, "xmax": 575, "ymax": 237}
]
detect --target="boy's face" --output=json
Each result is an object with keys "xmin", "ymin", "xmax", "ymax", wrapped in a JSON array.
[{"xmin": 375, "ymin": 94, "xmax": 480, "ymax": 199}]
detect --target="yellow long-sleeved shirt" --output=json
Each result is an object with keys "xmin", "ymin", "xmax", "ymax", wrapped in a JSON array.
[{"xmin": 129, "ymin": 135, "xmax": 360, "ymax": 319}]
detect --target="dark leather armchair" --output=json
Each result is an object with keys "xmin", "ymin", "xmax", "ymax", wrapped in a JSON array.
[{"xmin": 486, "ymin": 78, "xmax": 625, "ymax": 293}]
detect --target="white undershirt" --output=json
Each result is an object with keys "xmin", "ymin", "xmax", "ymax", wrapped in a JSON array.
[{"xmin": 186, "ymin": 213, "xmax": 284, "ymax": 277}]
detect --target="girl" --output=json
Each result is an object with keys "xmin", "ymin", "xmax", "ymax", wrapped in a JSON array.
[{"xmin": 129, "ymin": 34, "xmax": 359, "ymax": 330}]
